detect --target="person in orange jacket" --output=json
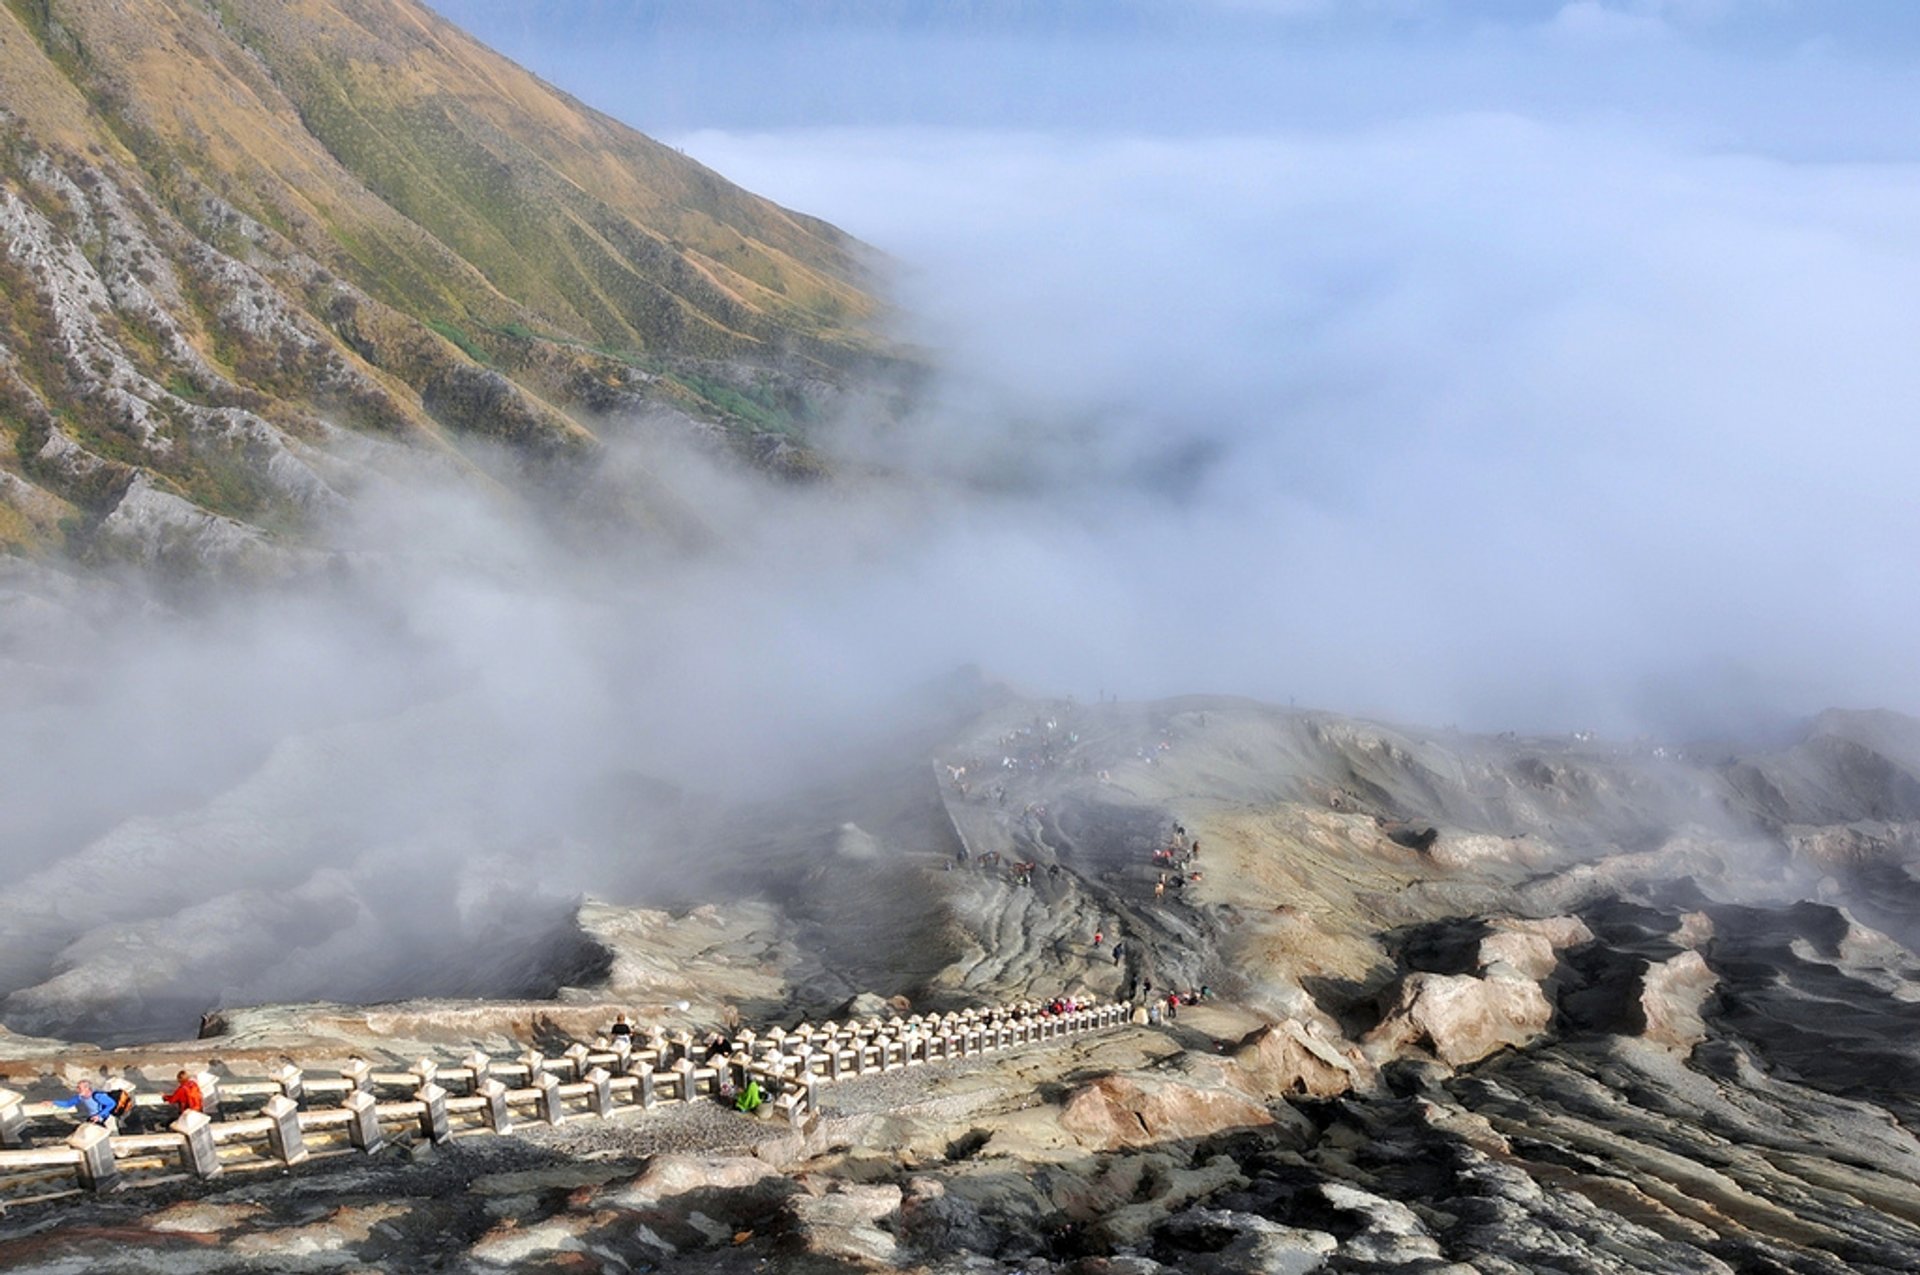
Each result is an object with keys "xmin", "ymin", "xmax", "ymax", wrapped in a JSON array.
[{"xmin": 161, "ymin": 1071, "xmax": 204, "ymax": 1115}]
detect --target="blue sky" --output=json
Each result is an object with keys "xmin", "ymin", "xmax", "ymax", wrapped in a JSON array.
[{"xmin": 427, "ymin": 1, "xmax": 1920, "ymax": 156}]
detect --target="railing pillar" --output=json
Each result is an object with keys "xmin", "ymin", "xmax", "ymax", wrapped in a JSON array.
[
  {"xmin": 519, "ymin": 1051, "xmax": 546, "ymax": 1087},
  {"xmin": 410, "ymin": 1058, "xmax": 438, "ymax": 1091},
  {"xmin": 263, "ymin": 1095, "xmax": 308, "ymax": 1165},
  {"xmin": 610, "ymin": 1037, "xmax": 633, "ymax": 1075},
  {"xmin": 534, "ymin": 1072, "xmax": 565, "ymax": 1125},
  {"xmin": 564, "ymin": 1043, "xmax": 592, "ymax": 1081},
  {"xmin": 635, "ymin": 1063, "xmax": 657, "ymax": 1109},
  {"xmin": 69, "ymin": 1123, "xmax": 118, "ymax": 1192},
  {"xmin": 465, "ymin": 1051, "xmax": 491, "ymax": 1093},
  {"xmin": 341, "ymin": 1059, "xmax": 372, "ymax": 1096},
  {"xmin": 0, "ymin": 1087, "xmax": 25, "ymax": 1148},
  {"xmin": 172, "ymin": 1109, "xmax": 221, "ymax": 1179},
  {"xmin": 586, "ymin": 1067, "xmax": 613, "ymax": 1118},
  {"xmin": 727, "ymin": 1052, "xmax": 751, "ymax": 1091},
  {"xmin": 479, "ymin": 1079, "xmax": 512, "ymax": 1133},
  {"xmin": 671, "ymin": 1057, "xmax": 697, "ymax": 1103},
  {"xmin": 274, "ymin": 1063, "xmax": 304, "ymax": 1103},
  {"xmin": 345, "ymin": 1090, "xmax": 384, "ymax": 1153},
  {"xmin": 418, "ymin": 1082, "xmax": 450, "ymax": 1143},
  {"xmin": 196, "ymin": 1071, "xmax": 224, "ymax": 1120}
]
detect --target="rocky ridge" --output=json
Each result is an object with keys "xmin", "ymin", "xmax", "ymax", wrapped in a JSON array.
[
  {"xmin": 0, "ymin": 0, "xmax": 899, "ymax": 570},
  {"xmin": 7, "ymin": 699, "xmax": 1920, "ymax": 1270}
]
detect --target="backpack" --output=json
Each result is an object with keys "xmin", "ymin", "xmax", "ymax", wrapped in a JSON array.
[{"xmin": 110, "ymin": 1088, "xmax": 135, "ymax": 1118}]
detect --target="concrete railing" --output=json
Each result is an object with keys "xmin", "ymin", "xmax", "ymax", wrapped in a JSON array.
[{"xmin": 0, "ymin": 1000, "xmax": 1130, "ymax": 1207}]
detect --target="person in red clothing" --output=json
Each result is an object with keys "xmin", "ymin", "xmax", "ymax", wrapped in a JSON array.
[{"xmin": 161, "ymin": 1070, "xmax": 204, "ymax": 1115}]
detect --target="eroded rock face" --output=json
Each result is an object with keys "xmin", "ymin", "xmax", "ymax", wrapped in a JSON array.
[
  {"xmin": 1061, "ymin": 1073, "xmax": 1276, "ymax": 1150},
  {"xmin": 1365, "ymin": 970, "xmax": 1554, "ymax": 1067},
  {"xmin": 1233, "ymin": 1019, "xmax": 1371, "ymax": 1098},
  {"xmin": 790, "ymin": 1182, "xmax": 903, "ymax": 1265},
  {"xmin": 1154, "ymin": 1208, "xmax": 1338, "ymax": 1275},
  {"xmin": 1638, "ymin": 949, "xmax": 1717, "ymax": 1051}
]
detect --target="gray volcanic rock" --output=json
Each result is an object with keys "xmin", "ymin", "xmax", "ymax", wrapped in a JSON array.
[{"xmin": 10, "ymin": 698, "xmax": 1920, "ymax": 1273}]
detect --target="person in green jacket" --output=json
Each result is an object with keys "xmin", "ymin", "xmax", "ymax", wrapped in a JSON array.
[{"xmin": 734, "ymin": 1079, "xmax": 763, "ymax": 1113}]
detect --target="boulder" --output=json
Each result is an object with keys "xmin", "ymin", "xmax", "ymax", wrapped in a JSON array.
[
  {"xmin": 1488, "ymin": 914, "xmax": 1596, "ymax": 951},
  {"xmin": 594, "ymin": 1154, "xmax": 795, "ymax": 1253},
  {"xmin": 1060, "ymin": 1075, "xmax": 1274, "ymax": 1150},
  {"xmin": 1154, "ymin": 1208, "xmax": 1339, "ymax": 1275},
  {"xmin": 1365, "ymin": 972, "xmax": 1552, "ymax": 1067},
  {"xmin": 839, "ymin": 991, "xmax": 896, "ymax": 1021},
  {"xmin": 1477, "ymin": 930, "xmax": 1559, "ymax": 980},
  {"xmin": 600, "ymin": 1154, "xmax": 784, "ymax": 1209},
  {"xmin": 1638, "ymin": 949, "xmax": 1716, "ymax": 1052},
  {"xmin": 790, "ymin": 1182, "xmax": 902, "ymax": 1265},
  {"xmin": 1232, "ymin": 1020, "xmax": 1369, "ymax": 1098}
]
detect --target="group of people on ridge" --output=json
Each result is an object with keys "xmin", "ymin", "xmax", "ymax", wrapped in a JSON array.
[{"xmin": 55, "ymin": 1071, "xmax": 204, "ymax": 1134}]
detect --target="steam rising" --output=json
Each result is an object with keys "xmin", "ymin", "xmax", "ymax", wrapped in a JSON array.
[{"xmin": 8, "ymin": 0, "xmax": 1920, "ymax": 1038}]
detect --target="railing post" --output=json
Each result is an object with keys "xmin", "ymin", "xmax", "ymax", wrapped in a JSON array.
[
  {"xmin": 610, "ymin": 1036, "xmax": 633, "ymax": 1075},
  {"xmin": 727, "ymin": 1052, "xmax": 751, "ymax": 1092},
  {"xmin": 418, "ymin": 1082, "xmax": 450, "ymax": 1143},
  {"xmin": 263, "ymin": 1095, "xmax": 308, "ymax": 1165},
  {"xmin": 274, "ymin": 1063, "xmax": 304, "ymax": 1103},
  {"xmin": 345, "ymin": 1090, "xmax": 384, "ymax": 1153},
  {"xmin": 778, "ymin": 1086, "xmax": 806, "ymax": 1131},
  {"xmin": 173, "ymin": 1109, "xmax": 221, "ymax": 1179},
  {"xmin": 465, "ymin": 1051, "xmax": 491, "ymax": 1093},
  {"xmin": 341, "ymin": 1059, "xmax": 372, "ymax": 1096},
  {"xmin": 535, "ymin": 1071, "xmax": 565, "ymax": 1125},
  {"xmin": 519, "ymin": 1051, "xmax": 545, "ymax": 1087},
  {"xmin": 69, "ymin": 1123, "xmax": 118, "ymax": 1192},
  {"xmin": 586, "ymin": 1068, "xmax": 614, "ymax": 1118},
  {"xmin": 478, "ymin": 1079, "xmax": 511, "ymax": 1133},
  {"xmin": 827, "ymin": 1046, "xmax": 846, "ymax": 1081},
  {"xmin": 196, "ymin": 1071, "xmax": 224, "ymax": 1120},
  {"xmin": 410, "ymin": 1058, "xmax": 438, "ymax": 1091},
  {"xmin": 0, "ymin": 1087, "xmax": 25, "ymax": 1148},
  {"xmin": 671, "ymin": 1057, "xmax": 697, "ymax": 1103},
  {"xmin": 564, "ymin": 1043, "xmax": 592, "ymax": 1081},
  {"xmin": 635, "ymin": 1063, "xmax": 657, "ymax": 1109}
]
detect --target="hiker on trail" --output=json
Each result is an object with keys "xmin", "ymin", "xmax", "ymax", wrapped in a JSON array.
[
  {"xmin": 734, "ymin": 1078, "xmax": 764, "ymax": 1113},
  {"xmin": 610, "ymin": 1014, "xmax": 633, "ymax": 1040},
  {"xmin": 1093, "ymin": 929, "xmax": 1103, "ymax": 947},
  {"xmin": 1166, "ymin": 992, "xmax": 1180, "ymax": 1021},
  {"xmin": 1112, "ymin": 941, "xmax": 1126, "ymax": 966},
  {"xmin": 160, "ymin": 1071, "xmax": 204, "ymax": 1116},
  {"xmin": 1154, "ymin": 879, "xmax": 1165, "ymax": 900},
  {"xmin": 54, "ymin": 1080, "xmax": 118, "ymax": 1128}
]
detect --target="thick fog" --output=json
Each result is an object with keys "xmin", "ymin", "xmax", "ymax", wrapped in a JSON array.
[{"xmin": 9, "ymin": 0, "xmax": 1920, "ymax": 1038}]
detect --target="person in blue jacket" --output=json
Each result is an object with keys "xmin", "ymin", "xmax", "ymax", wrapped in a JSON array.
[{"xmin": 54, "ymin": 1080, "xmax": 118, "ymax": 1126}]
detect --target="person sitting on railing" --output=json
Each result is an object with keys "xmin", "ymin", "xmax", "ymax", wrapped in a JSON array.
[
  {"xmin": 53, "ymin": 1080, "xmax": 118, "ymax": 1130},
  {"xmin": 161, "ymin": 1071, "xmax": 204, "ymax": 1116},
  {"xmin": 610, "ymin": 1014, "xmax": 633, "ymax": 1040}
]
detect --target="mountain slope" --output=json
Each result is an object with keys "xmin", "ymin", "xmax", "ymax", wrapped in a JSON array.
[{"xmin": 0, "ymin": 0, "xmax": 894, "ymax": 568}]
